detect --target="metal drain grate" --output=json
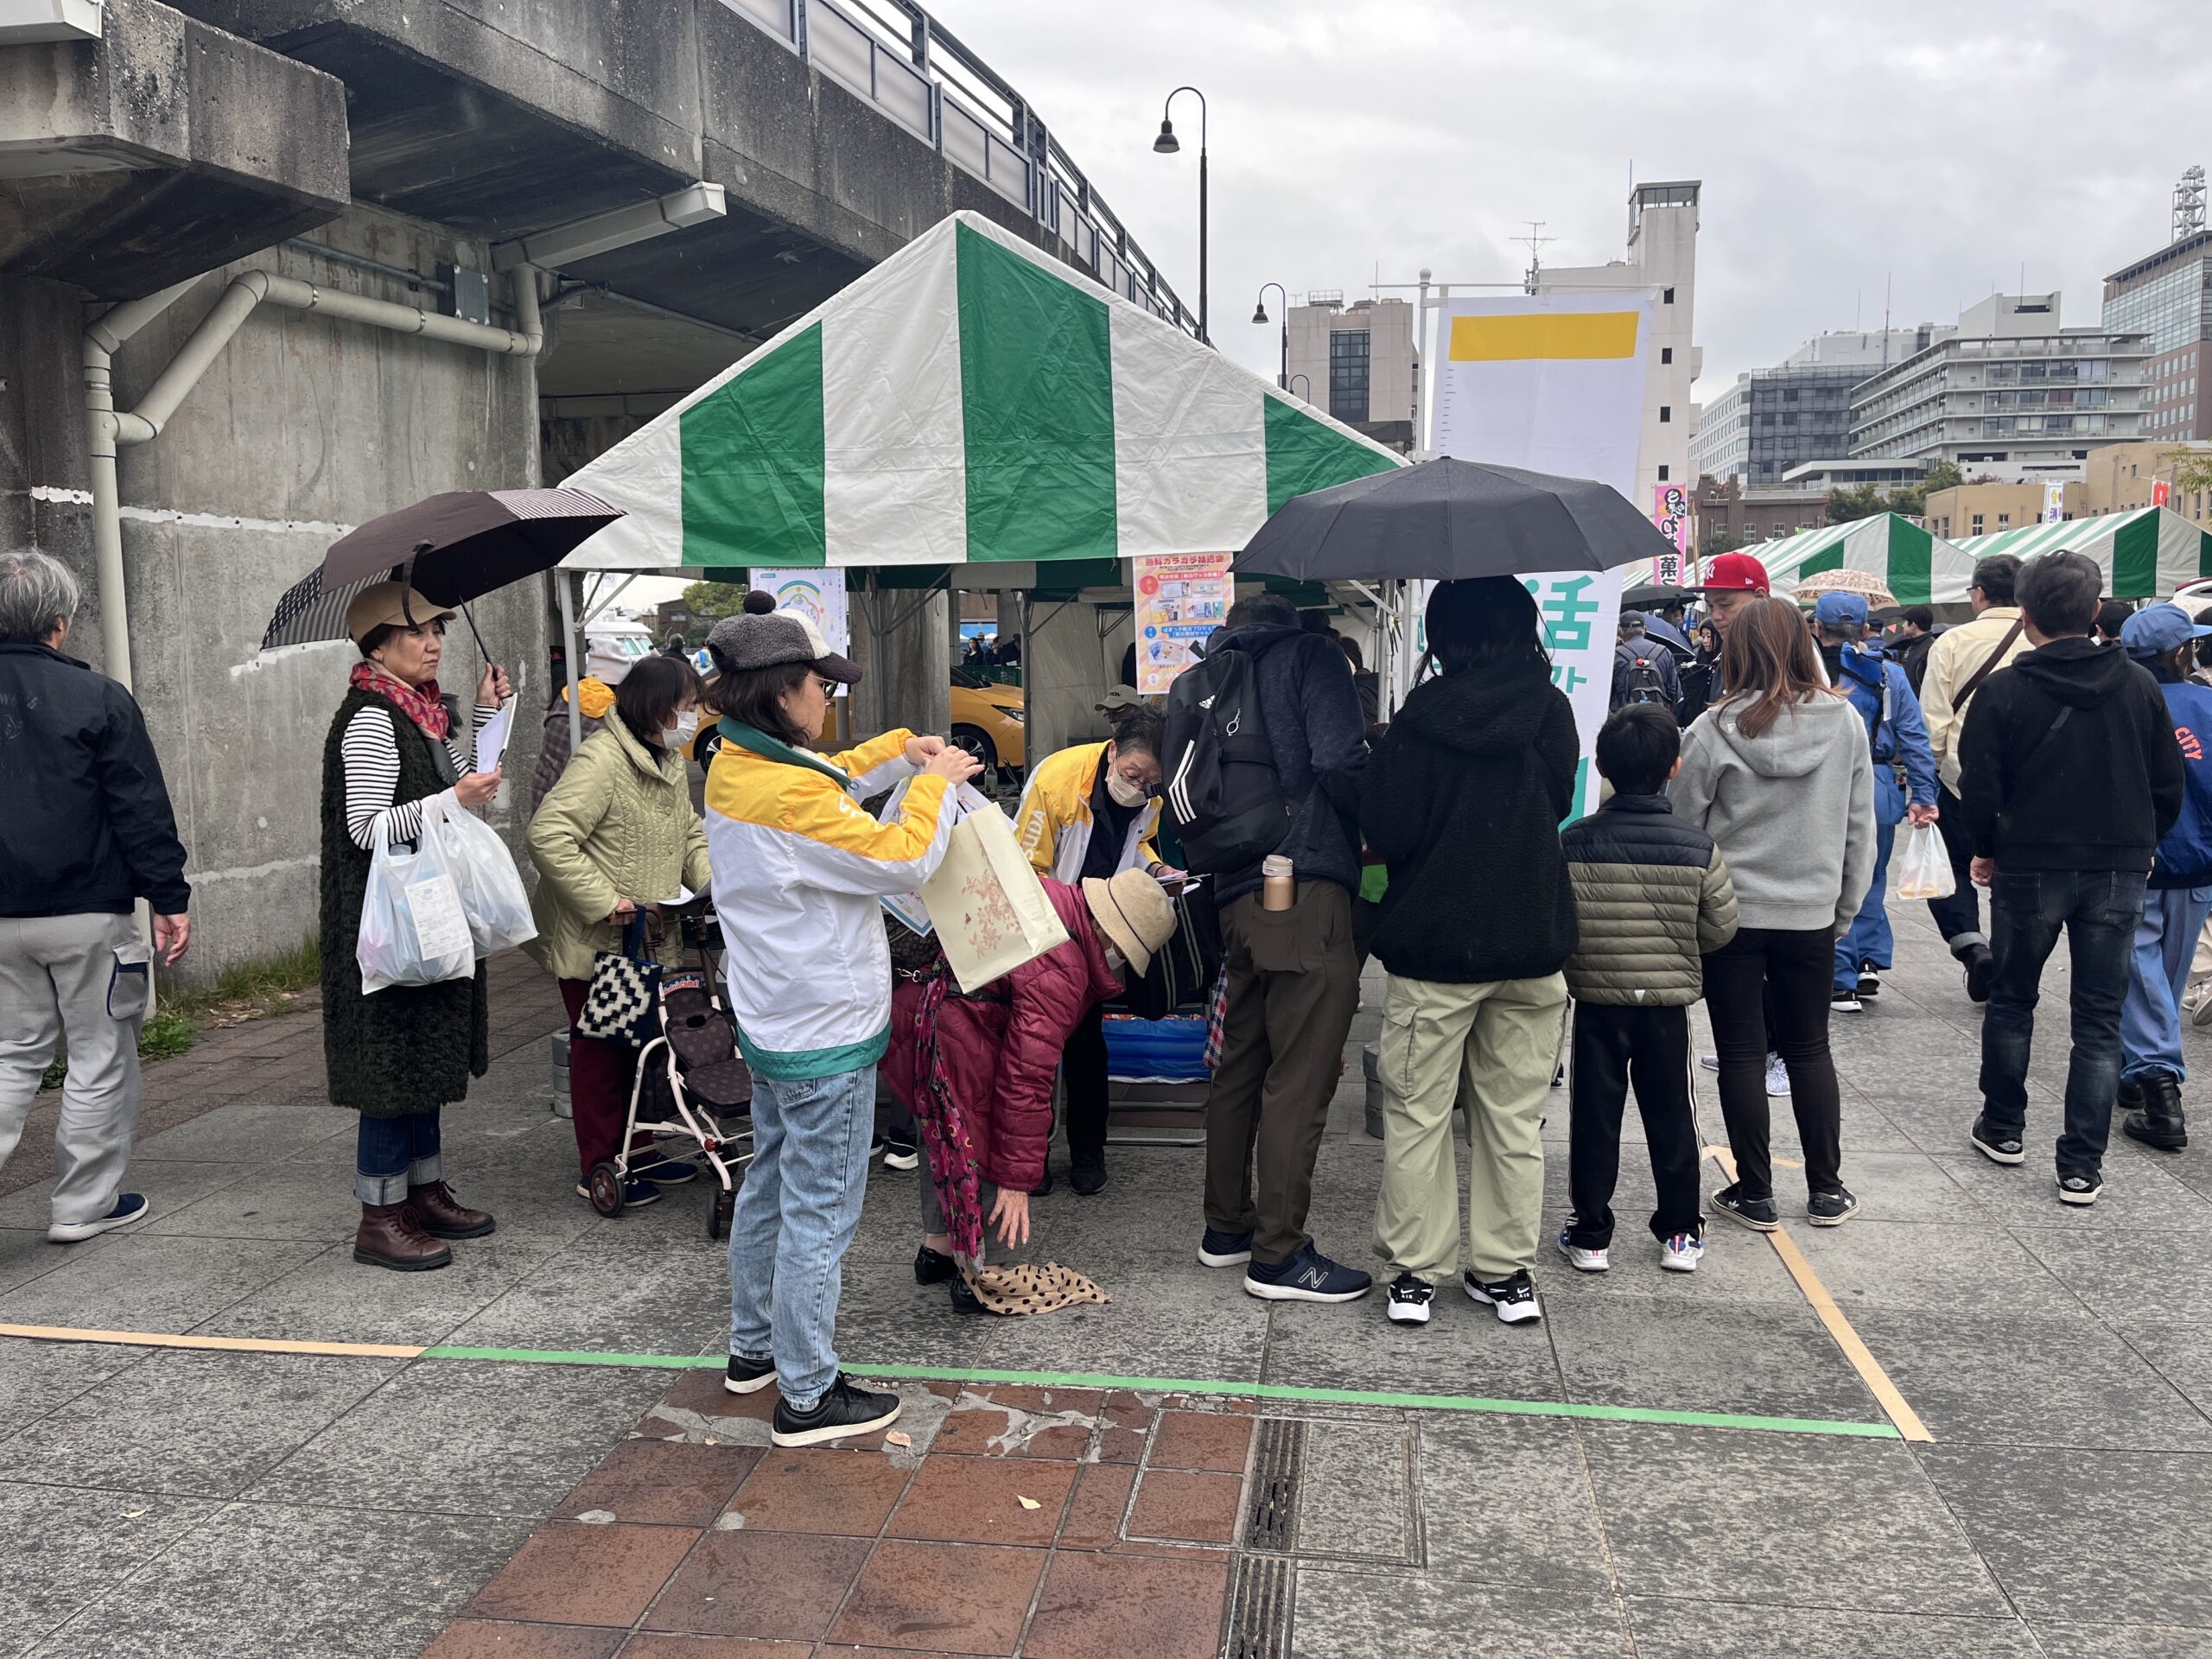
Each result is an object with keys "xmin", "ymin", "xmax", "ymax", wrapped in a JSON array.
[
  {"xmin": 1244, "ymin": 1416, "xmax": 1306, "ymax": 1552},
  {"xmin": 1222, "ymin": 1553, "xmax": 1293, "ymax": 1659}
]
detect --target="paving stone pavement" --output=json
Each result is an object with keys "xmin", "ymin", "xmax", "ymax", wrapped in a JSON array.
[{"xmin": 3, "ymin": 897, "xmax": 2212, "ymax": 1656}]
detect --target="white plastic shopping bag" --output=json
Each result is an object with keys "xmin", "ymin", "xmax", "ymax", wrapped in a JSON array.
[
  {"xmin": 357, "ymin": 796, "xmax": 477, "ymax": 994},
  {"xmin": 1893, "ymin": 820, "xmax": 1956, "ymax": 902},
  {"xmin": 919, "ymin": 791, "xmax": 1070, "ymax": 993},
  {"xmin": 438, "ymin": 794, "xmax": 539, "ymax": 956}
]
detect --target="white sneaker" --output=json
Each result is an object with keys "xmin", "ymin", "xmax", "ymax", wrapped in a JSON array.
[
  {"xmin": 1555, "ymin": 1227, "xmax": 1608, "ymax": 1274},
  {"xmin": 1765, "ymin": 1056, "xmax": 1791, "ymax": 1096},
  {"xmin": 1660, "ymin": 1233, "xmax": 1705, "ymax": 1273},
  {"xmin": 2190, "ymin": 979, "xmax": 2212, "ymax": 1028},
  {"xmin": 1385, "ymin": 1272, "xmax": 1433, "ymax": 1325}
]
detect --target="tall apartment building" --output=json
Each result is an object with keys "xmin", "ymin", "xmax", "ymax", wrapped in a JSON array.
[
  {"xmin": 1848, "ymin": 294, "xmax": 2150, "ymax": 480},
  {"xmin": 1283, "ymin": 294, "xmax": 1420, "ymax": 451},
  {"xmin": 2104, "ymin": 228, "xmax": 2212, "ymax": 444},
  {"xmin": 1691, "ymin": 327, "xmax": 1938, "ymax": 486},
  {"xmin": 1535, "ymin": 180, "xmax": 1702, "ymax": 505}
]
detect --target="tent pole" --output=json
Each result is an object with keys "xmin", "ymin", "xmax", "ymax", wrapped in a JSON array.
[{"xmin": 560, "ymin": 571, "xmax": 582, "ymax": 758}]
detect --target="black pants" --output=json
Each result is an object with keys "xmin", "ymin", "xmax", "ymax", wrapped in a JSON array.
[
  {"xmin": 1566, "ymin": 1002, "xmax": 1703, "ymax": 1248},
  {"xmin": 1705, "ymin": 927, "xmax": 1845, "ymax": 1201},
  {"xmin": 1927, "ymin": 783, "xmax": 1985, "ymax": 950},
  {"xmin": 1063, "ymin": 1001, "xmax": 1109, "ymax": 1159}
]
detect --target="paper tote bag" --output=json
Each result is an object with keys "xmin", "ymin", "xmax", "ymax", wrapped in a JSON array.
[
  {"xmin": 575, "ymin": 915, "xmax": 663, "ymax": 1048},
  {"xmin": 919, "ymin": 802, "xmax": 1071, "ymax": 994}
]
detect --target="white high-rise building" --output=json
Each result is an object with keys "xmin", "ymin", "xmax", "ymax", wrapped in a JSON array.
[{"xmin": 1535, "ymin": 181, "xmax": 1702, "ymax": 507}]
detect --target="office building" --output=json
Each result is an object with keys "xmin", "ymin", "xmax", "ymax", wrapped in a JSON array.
[
  {"xmin": 2102, "ymin": 176, "xmax": 2212, "ymax": 442},
  {"xmin": 1691, "ymin": 327, "xmax": 1939, "ymax": 486},
  {"xmin": 1780, "ymin": 458, "xmax": 1929, "ymax": 494},
  {"xmin": 1849, "ymin": 293, "xmax": 2150, "ymax": 479},
  {"xmin": 1283, "ymin": 294, "xmax": 1419, "ymax": 450},
  {"xmin": 1535, "ymin": 180, "xmax": 1702, "ymax": 505}
]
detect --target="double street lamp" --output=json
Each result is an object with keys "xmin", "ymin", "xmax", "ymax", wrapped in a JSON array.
[
  {"xmin": 1253, "ymin": 282, "xmax": 1287, "ymax": 389},
  {"xmin": 1152, "ymin": 86, "xmax": 1207, "ymax": 344}
]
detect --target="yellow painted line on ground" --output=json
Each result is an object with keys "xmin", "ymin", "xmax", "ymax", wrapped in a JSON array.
[
  {"xmin": 1700, "ymin": 1146, "xmax": 1933, "ymax": 1444},
  {"xmin": 0, "ymin": 1322, "xmax": 426, "ymax": 1360}
]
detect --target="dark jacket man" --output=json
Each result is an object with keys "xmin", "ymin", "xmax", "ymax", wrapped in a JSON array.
[{"xmin": 1959, "ymin": 639, "xmax": 2183, "ymax": 872}]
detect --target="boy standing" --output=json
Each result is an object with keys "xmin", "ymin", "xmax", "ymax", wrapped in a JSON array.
[{"xmin": 1560, "ymin": 706, "xmax": 1739, "ymax": 1271}]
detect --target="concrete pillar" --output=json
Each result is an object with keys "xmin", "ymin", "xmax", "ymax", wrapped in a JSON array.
[
  {"xmin": 850, "ymin": 582, "xmax": 950, "ymax": 742},
  {"xmin": 1022, "ymin": 599, "xmax": 1129, "ymax": 758}
]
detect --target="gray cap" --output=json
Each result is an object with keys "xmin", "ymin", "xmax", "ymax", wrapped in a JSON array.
[
  {"xmin": 1618, "ymin": 609, "xmax": 1648, "ymax": 632},
  {"xmin": 704, "ymin": 592, "xmax": 861, "ymax": 683}
]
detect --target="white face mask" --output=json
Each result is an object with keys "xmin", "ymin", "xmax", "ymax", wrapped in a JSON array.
[
  {"xmin": 664, "ymin": 710, "xmax": 700, "ymax": 748},
  {"xmin": 1105, "ymin": 770, "xmax": 1151, "ymax": 810}
]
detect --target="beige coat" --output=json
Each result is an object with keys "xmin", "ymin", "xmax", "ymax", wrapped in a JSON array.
[
  {"xmin": 1919, "ymin": 607, "xmax": 2030, "ymax": 793},
  {"xmin": 525, "ymin": 711, "xmax": 712, "ymax": 982}
]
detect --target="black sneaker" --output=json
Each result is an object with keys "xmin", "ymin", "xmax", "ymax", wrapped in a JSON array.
[
  {"xmin": 1243, "ymin": 1243, "xmax": 1373, "ymax": 1303},
  {"xmin": 1711, "ymin": 1183, "xmax": 1779, "ymax": 1232},
  {"xmin": 914, "ymin": 1243, "xmax": 957, "ymax": 1285},
  {"xmin": 725, "ymin": 1353, "xmax": 776, "ymax": 1395},
  {"xmin": 1198, "ymin": 1227, "xmax": 1254, "ymax": 1268},
  {"xmin": 1963, "ymin": 944, "xmax": 1995, "ymax": 1004},
  {"xmin": 1463, "ymin": 1268, "xmax": 1543, "ymax": 1325},
  {"xmin": 632, "ymin": 1154, "xmax": 697, "ymax": 1186},
  {"xmin": 1806, "ymin": 1187, "xmax": 1860, "ymax": 1227},
  {"xmin": 2057, "ymin": 1169, "xmax": 2104, "ymax": 1206},
  {"xmin": 1856, "ymin": 971, "xmax": 1881, "ymax": 999},
  {"xmin": 1385, "ymin": 1271, "xmax": 1433, "ymax": 1325},
  {"xmin": 1071, "ymin": 1150, "xmax": 1108, "ymax": 1196},
  {"xmin": 1970, "ymin": 1115, "xmax": 2025, "ymax": 1166},
  {"xmin": 1831, "ymin": 988, "xmax": 1863, "ymax": 1014},
  {"xmin": 881, "ymin": 1135, "xmax": 919, "ymax": 1173},
  {"xmin": 770, "ymin": 1374, "xmax": 902, "ymax": 1446}
]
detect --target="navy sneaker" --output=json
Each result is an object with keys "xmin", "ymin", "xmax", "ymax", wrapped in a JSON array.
[
  {"xmin": 725, "ymin": 1353, "xmax": 775, "ymax": 1395},
  {"xmin": 573, "ymin": 1178, "xmax": 662, "ymax": 1209},
  {"xmin": 1243, "ymin": 1243, "xmax": 1372, "ymax": 1303},
  {"xmin": 632, "ymin": 1154, "xmax": 697, "ymax": 1186},
  {"xmin": 47, "ymin": 1192, "xmax": 150, "ymax": 1243},
  {"xmin": 1198, "ymin": 1227, "xmax": 1254, "ymax": 1268}
]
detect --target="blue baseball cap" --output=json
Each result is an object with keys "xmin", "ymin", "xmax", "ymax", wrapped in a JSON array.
[
  {"xmin": 2120, "ymin": 601, "xmax": 2212, "ymax": 657},
  {"xmin": 1811, "ymin": 591, "xmax": 1870, "ymax": 627}
]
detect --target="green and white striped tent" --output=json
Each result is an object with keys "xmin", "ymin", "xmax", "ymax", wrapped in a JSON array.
[
  {"xmin": 560, "ymin": 211, "xmax": 1403, "ymax": 571},
  {"xmin": 1953, "ymin": 505, "xmax": 2212, "ymax": 598},
  {"xmin": 1751, "ymin": 513, "xmax": 1978, "ymax": 606}
]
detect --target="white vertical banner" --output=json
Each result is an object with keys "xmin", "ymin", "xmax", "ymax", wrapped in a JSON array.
[
  {"xmin": 1427, "ymin": 292, "xmax": 1657, "ymax": 495},
  {"xmin": 1401, "ymin": 566, "xmax": 1623, "ymax": 826}
]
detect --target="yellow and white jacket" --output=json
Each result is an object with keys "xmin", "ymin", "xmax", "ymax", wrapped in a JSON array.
[
  {"xmin": 1013, "ymin": 741, "xmax": 1160, "ymax": 883},
  {"xmin": 705, "ymin": 722, "xmax": 953, "ymax": 1079}
]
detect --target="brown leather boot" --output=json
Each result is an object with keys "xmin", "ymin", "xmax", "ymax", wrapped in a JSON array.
[
  {"xmin": 406, "ymin": 1180, "xmax": 497, "ymax": 1240},
  {"xmin": 353, "ymin": 1202, "xmax": 453, "ymax": 1271}
]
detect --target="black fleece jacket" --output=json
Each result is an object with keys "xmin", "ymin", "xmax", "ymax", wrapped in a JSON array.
[
  {"xmin": 1361, "ymin": 658, "xmax": 1579, "ymax": 983},
  {"xmin": 1958, "ymin": 635, "xmax": 2183, "ymax": 872},
  {"xmin": 1205, "ymin": 622, "xmax": 1370, "ymax": 906},
  {"xmin": 0, "ymin": 641, "xmax": 190, "ymax": 918}
]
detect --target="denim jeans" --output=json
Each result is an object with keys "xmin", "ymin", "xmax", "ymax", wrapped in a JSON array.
[
  {"xmin": 2120, "ymin": 885, "xmax": 2212, "ymax": 1085},
  {"xmin": 1979, "ymin": 868, "xmax": 2147, "ymax": 1173},
  {"xmin": 356, "ymin": 1109, "xmax": 442, "ymax": 1205},
  {"xmin": 1834, "ymin": 818, "xmax": 1899, "ymax": 991},
  {"xmin": 1926, "ymin": 785, "xmax": 1986, "ymax": 953},
  {"xmin": 728, "ymin": 1065, "xmax": 876, "ymax": 1411}
]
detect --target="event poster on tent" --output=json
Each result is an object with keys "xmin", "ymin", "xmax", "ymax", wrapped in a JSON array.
[
  {"xmin": 751, "ymin": 568, "xmax": 850, "ymax": 687},
  {"xmin": 1133, "ymin": 552, "xmax": 1232, "ymax": 695}
]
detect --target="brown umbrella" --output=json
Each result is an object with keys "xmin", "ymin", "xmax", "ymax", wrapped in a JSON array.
[
  {"xmin": 260, "ymin": 487, "xmax": 621, "ymax": 652},
  {"xmin": 1793, "ymin": 566, "xmax": 1897, "ymax": 610}
]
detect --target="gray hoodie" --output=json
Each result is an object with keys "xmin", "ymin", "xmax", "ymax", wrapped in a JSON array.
[{"xmin": 1671, "ymin": 694, "xmax": 1877, "ymax": 934}]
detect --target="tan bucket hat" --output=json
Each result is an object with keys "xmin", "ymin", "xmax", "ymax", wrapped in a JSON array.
[{"xmin": 1081, "ymin": 868, "xmax": 1178, "ymax": 978}]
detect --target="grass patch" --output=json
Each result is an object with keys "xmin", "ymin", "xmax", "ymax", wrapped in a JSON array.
[{"xmin": 37, "ymin": 932, "xmax": 321, "ymax": 1092}]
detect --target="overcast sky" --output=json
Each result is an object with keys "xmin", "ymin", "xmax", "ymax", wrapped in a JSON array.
[{"xmin": 932, "ymin": 0, "xmax": 2199, "ymax": 397}]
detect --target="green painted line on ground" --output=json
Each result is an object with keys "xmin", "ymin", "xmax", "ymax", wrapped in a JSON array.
[{"xmin": 414, "ymin": 1345, "xmax": 1899, "ymax": 1440}]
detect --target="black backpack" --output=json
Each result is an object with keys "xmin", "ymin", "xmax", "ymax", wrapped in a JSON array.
[
  {"xmin": 1160, "ymin": 648, "xmax": 1294, "ymax": 874},
  {"xmin": 1622, "ymin": 650, "xmax": 1670, "ymax": 707}
]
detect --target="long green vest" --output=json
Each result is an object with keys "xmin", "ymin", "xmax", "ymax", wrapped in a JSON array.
[{"xmin": 320, "ymin": 688, "xmax": 489, "ymax": 1116}]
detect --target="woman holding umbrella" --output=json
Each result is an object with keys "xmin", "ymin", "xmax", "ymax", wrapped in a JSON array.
[{"xmin": 320, "ymin": 582, "xmax": 513, "ymax": 1272}]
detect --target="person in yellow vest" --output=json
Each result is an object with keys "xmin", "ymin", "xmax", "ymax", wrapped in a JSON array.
[{"xmin": 1011, "ymin": 704, "xmax": 1183, "ymax": 1194}]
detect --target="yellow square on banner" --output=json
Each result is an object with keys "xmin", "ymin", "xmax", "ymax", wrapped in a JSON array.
[{"xmin": 1447, "ymin": 312, "xmax": 1641, "ymax": 361}]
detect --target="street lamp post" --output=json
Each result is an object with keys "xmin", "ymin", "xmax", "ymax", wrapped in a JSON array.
[
  {"xmin": 1153, "ymin": 86, "xmax": 1207, "ymax": 344},
  {"xmin": 1288, "ymin": 372, "xmax": 1312, "ymax": 404},
  {"xmin": 1254, "ymin": 282, "xmax": 1287, "ymax": 388}
]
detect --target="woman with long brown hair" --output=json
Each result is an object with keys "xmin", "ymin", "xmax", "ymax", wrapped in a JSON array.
[{"xmin": 1674, "ymin": 598, "xmax": 1877, "ymax": 1231}]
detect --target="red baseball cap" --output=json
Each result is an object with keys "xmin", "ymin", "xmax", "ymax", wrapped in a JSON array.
[{"xmin": 1700, "ymin": 551, "xmax": 1770, "ymax": 594}]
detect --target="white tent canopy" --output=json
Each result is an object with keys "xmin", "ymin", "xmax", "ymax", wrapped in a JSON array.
[
  {"xmin": 1953, "ymin": 505, "xmax": 2212, "ymax": 599},
  {"xmin": 1749, "ymin": 513, "xmax": 1976, "ymax": 606}
]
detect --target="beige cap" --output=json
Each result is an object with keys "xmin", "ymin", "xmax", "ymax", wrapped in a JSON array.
[
  {"xmin": 346, "ymin": 581, "xmax": 455, "ymax": 645},
  {"xmin": 1081, "ymin": 868, "xmax": 1178, "ymax": 979}
]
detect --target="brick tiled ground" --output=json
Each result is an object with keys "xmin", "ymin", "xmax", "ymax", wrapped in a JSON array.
[{"xmin": 428, "ymin": 1380, "xmax": 1249, "ymax": 1659}]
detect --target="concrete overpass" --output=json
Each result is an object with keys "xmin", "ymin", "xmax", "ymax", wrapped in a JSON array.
[{"xmin": 0, "ymin": 0, "xmax": 1192, "ymax": 979}]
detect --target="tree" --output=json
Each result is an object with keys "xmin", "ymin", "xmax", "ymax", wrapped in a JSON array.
[
  {"xmin": 681, "ymin": 580, "xmax": 756, "ymax": 620},
  {"xmin": 1700, "ymin": 526, "xmax": 1747, "ymax": 558},
  {"xmin": 1921, "ymin": 460, "xmax": 1965, "ymax": 493},
  {"xmin": 2165, "ymin": 447, "xmax": 2212, "ymax": 497},
  {"xmin": 1826, "ymin": 484, "xmax": 1886, "ymax": 524}
]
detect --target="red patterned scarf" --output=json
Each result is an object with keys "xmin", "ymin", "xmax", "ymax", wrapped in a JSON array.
[{"xmin": 350, "ymin": 660, "xmax": 450, "ymax": 741}]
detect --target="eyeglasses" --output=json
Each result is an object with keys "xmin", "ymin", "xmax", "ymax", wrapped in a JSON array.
[{"xmin": 813, "ymin": 677, "xmax": 837, "ymax": 696}]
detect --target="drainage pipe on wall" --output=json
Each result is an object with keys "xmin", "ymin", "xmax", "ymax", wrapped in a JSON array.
[{"xmin": 82, "ymin": 265, "xmax": 544, "ymax": 691}]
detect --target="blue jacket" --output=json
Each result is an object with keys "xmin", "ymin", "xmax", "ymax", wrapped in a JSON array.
[
  {"xmin": 2150, "ymin": 674, "xmax": 2212, "ymax": 889},
  {"xmin": 1834, "ymin": 642, "xmax": 1936, "ymax": 826}
]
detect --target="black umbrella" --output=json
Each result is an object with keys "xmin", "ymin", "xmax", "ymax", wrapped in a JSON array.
[
  {"xmin": 259, "ymin": 487, "xmax": 621, "ymax": 653},
  {"xmin": 1234, "ymin": 458, "xmax": 1675, "ymax": 582},
  {"xmin": 1620, "ymin": 582, "xmax": 1699, "ymax": 610}
]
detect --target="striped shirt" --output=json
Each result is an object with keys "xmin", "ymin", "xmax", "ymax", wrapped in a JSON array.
[{"xmin": 341, "ymin": 702, "xmax": 497, "ymax": 849}]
